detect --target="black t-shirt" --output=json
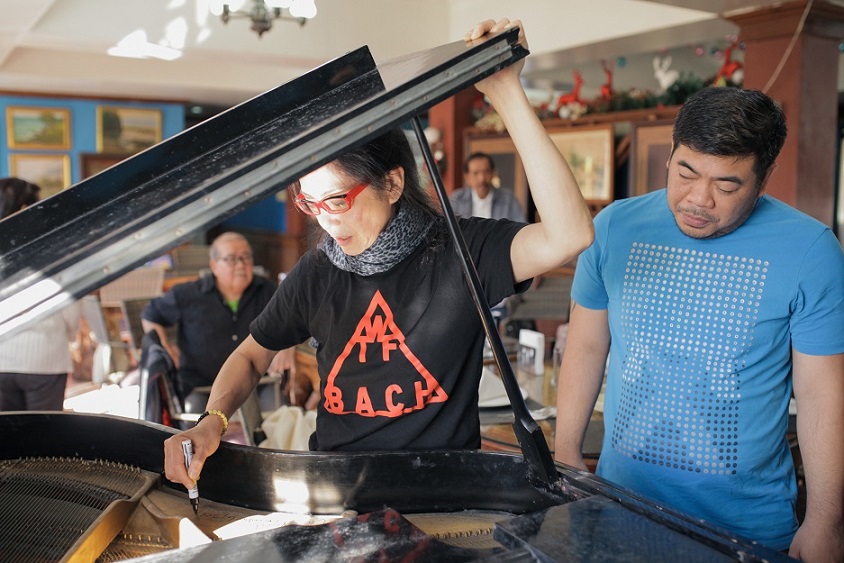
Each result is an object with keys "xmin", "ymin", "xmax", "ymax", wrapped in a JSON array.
[
  {"xmin": 143, "ymin": 274, "xmax": 277, "ymax": 395},
  {"xmin": 251, "ymin": 217, "xmax": 529, "ymax": 451}
]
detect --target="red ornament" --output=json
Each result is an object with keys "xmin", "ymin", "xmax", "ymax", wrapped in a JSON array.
[
  {"xmin": 714, "ymin": 40, "xmax": 743, "ymax": 85},
  {"xmin": 556, "ymin": 70, "xmax": 583, "ymax": 107},
  {"xmin": 600, "ymin": 60, "xmax": 614, "ymax": 101}
]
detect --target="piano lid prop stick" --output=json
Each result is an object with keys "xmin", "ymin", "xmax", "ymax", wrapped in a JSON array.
[{"xmin": 410, "ymin": 114, "xmax": 557, "ymax": 486}]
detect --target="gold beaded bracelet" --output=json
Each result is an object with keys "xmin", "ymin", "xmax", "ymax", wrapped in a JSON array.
[{"xmin": 197, "ymin": 409, "xmax": 228, "ymax": 436}]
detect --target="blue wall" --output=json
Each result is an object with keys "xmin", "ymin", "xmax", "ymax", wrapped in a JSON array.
[
  {"xmin": 1, "ymin": 93, "xmax": 286, "ymax": 233},
  {"xmin": 0, "ymin": 94, "xmax": 184, "ymax": 184},
  {"xmin": 222, "ymin": 191, "xmax": 287, "ymax": 233}
]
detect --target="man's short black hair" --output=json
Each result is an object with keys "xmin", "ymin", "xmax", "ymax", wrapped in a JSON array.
[{"xmin": 672, "ymin": 87, "xmax": 787, "ymax": 189}]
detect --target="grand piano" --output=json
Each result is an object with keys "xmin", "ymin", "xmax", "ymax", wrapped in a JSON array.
[{"xmin": 0, "ymin": 29, "xmax": 793, "ymax": 562}]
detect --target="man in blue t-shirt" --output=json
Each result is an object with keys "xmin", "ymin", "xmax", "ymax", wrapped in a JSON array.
[{"xmin": 554, "ymin": 87, "xmax": 843, "ymax": 562}]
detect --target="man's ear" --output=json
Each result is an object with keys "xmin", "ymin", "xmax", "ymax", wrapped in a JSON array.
[
  {"xmin": 208, "ymin": 256, "xmax": 219, "ymax": 278},
  {"xmin": 386, "ymin": 167, "xmax": 405, "ymax": 204},
  {"xmin": 665, "ymin": 141, "xmax": 676, "ymax": 171}
]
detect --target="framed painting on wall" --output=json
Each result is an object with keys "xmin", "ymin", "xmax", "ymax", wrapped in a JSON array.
[
  {"xmin": 96, "ymin": 106, "xmax": 162, "ymax": 154},
  {"xmin": 80, "ymin": 153, "xmax": 126, "ymax": 178},
  {"xmin": 10, "ymin": 154, "xmax": 72, "ymax": 199},
  {"xmin": 547, "ymin": 124, "xmax": 614, "ymax": 203},
  {"xmin": 629, "ymin": 120, "xmax": 674, "ymax": 196},
  {"xmin": 5, "ymin": 106, "xmax": 71, "ymax": 150},
  {"xmin": 463, "ymin": 132, "xmax": 527, "ymax": 211}
]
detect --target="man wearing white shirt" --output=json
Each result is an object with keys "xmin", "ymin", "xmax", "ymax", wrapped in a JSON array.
[{"xmin": 449, "ymin": 152, "xmax": 525, "ymax": 221}]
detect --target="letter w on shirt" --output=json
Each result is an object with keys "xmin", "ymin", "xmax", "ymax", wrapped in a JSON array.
[{"xmin": 323, "ymin": 290, "xmax": 447, "ymax": 417}]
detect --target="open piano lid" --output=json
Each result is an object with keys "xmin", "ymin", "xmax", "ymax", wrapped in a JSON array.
[{"xmin": 0, "ymin": 29, "xmax": 527, "ymax": 338}]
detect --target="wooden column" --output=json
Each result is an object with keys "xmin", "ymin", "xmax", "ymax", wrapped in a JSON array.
[
  {"xmin": 727, "ymin": 0, "xmax": 844, "ymax": 226},
  {"xmin": 282, "ymin": 194, "xmax": 311, "ymax": 271},
  {"xmin": 427, "ymin": 86, "xmax": 483, "ymax": 193}
]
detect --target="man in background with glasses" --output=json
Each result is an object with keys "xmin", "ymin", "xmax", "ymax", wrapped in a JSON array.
[{"xmin": 143, "ymin": 232, "xmax": 293, "ymax": 412}]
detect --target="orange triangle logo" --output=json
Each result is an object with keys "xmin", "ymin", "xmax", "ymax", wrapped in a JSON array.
[{"xmin": 323, "ymin": 290, "xmax": 448, "ymax": 417}]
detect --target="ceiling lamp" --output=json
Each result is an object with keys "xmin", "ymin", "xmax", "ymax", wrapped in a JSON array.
[{"xmin": 213, "ymin": 0, "xmax": 317, "ymax": 38}]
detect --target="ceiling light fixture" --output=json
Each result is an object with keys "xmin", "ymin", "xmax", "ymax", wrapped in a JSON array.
[{"xmin": 211, "ymin": 0, "xmax": 317, "ymax": 38}]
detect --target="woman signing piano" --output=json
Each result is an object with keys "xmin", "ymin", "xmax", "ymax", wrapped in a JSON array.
[{"xmin": 164, "ymin": 18, "xmax": 593, "ymax": 489}]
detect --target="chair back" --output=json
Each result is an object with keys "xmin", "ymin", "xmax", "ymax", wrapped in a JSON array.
[
  {"xmin": 99, "ymin": 267, "xmax": 165, "ymax": 307},
  {"xmin": 238, "ymin": 390, "xmax": 266, "ymax": 447},
  {"xmin": 171, "ymin": 245, "xmax": 211, "ymax": 278},
  {"xmin": 137, "ymin": 329, "xmax": 187, "ymax": 429},
  {"xmin": 120, "ymin": 298, "xmax": 152, "ymax": 357}
]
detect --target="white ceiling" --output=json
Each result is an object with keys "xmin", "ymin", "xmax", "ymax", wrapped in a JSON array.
[{"xmin": 1, "ymin": 0, "xmax": 838, "ymax": 110}]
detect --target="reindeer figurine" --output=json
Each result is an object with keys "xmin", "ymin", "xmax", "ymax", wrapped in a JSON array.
[
  {"xmin": 653, "ymin": 55, "xmax": 679, "ymax": 93},
  {"xmin": 600, "ymin": 60, "xmax": 614, "ymax": 101},
  {"xmin": 714, "ymin": 40, "xmax": 744, "ymax": 86},
  {"xmin": 555, "ymin": 70, "xmax": 583, "ymax": 115}
]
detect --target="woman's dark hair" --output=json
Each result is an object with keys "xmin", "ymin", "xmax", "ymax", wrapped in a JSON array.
[
  {"xmin": 0, "ymin": 177, "xmax": 41, "ymax": 220},
  {"xmin": 289, "ymin": 128, "xmax": 448, "ymax": 257},
  {"xmin": 288, "ymin": 128, "xmax": 439, "ymax": 218},
  {"xmin": 672, "ymin": 87, "xmax": 787, "ymax": 190}
]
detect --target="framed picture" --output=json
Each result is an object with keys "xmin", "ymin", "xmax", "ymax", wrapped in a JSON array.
[
  {"xmin": 96, "ymin": 106, "xmax": 162, "ymax": 154},
  {"xmin": 629, "ymin": 120, "xmax": 674, "ymax": 196},
  {"xmin": 80, "ymin": 153, "xmax": 126, "ymax": 178},
  {"xmin": 463, "ymin": 132, "xmax": 527, "ymax": 211},
  {"xmin": 548, "ymin": 124, "xmax": 614, "ymax": 203},
  {"xmin": 10, "ymin": 154, "xmax": 72, "ymax": 199},
  {"xmin": 5, "ymin": 106, "xmax": 71, "ymax": 150}
]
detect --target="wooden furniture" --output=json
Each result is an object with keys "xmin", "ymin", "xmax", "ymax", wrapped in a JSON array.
[
  {"xmin": 463, "ymin": 106, "xmax": 681, "ymax": 221},
  {"xmin": 98, "ymin": 266, "xmax": 165, "ymax": 307},
  {"xmin": 169, "ymin": 245, "xmax": 210, "ymax": 278},
  {"xmin": 728, "ymin": 0, "xmax": 844, "ymax": 227},
  {"xmin": 427, "ymin": 86, "xmax": 484, "ymax": 193},
  {"xmin": 96, "ymin": 267, "xmax": 167, "ymax": 372}
]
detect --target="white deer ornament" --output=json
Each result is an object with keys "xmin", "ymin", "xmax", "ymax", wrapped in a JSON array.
[{"xmin": 653, "ymin": 55, "xmax": 679, "ymax": 93}]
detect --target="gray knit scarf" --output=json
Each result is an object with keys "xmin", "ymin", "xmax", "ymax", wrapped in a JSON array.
[{"xmin": 319, "ymin": 203, "xmax": 434, "ymax": 276}]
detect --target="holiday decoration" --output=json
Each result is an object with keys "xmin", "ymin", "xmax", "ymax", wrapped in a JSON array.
[
  {"xmin": 600, "ymin": 60, "xmax": 614, "ymax": 101},
  {"xmin": 653, "ymin": 55, "xmax": 680, "ymax": 93},
  {"xmin": 713, "ymin": 40, "xmax": 744, "ymax": 86},
  {"xmin": 555, "ymin": 70, "xmax": 584, "ymax": 118},
  {"xmin": 470, "ymin": 43, "xmax": 725, "ymax": 128},
  {"xmin": 659, "ymin": 73, "xmax": 706, "ymax": 107}
]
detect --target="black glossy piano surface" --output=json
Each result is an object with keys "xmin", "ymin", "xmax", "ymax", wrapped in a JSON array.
[
  {"xmin": 0, "ymin": 29, "xmax": 794, "ymax": 562},
  {"xmin": 1, "ymin": 413, "xmax": 790, "ymax": 562}
]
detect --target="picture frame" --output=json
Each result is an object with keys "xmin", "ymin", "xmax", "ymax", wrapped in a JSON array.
[
  {"xmin": 5, "ymin": 106, "xmax": 71, "ymax": 150},
  {"xmin": 547, "ymin": 124, "xmax": 614, "ymax": 203},
  {"xmin": 96, "ymin": 106, "xmax": 162, "ymax": 154},
  {"xmin": 80, "ymin": 153, "xmax": 126, "ymax": 178},
  {"xmin": 463, "ymin": 132, "xmax": 527, "ymax": 211},
  {"xmin": 629, "ymin": 120, "xmax": 674, "ymax": 197},
  {"xmin": 10, "ymin": 153, "xmax": 72, "ymax": 199}
]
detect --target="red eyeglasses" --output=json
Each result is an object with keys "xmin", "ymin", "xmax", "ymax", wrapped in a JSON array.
[{"xmin": 294, "ymin": 184, "xmax": 368, "ymax": 216}]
